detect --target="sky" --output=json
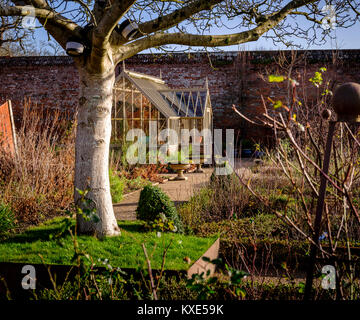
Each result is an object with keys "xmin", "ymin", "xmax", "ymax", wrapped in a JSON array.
[{"xmin": 31, "ymin": 3, "xmax": 360, "ymax": 55}]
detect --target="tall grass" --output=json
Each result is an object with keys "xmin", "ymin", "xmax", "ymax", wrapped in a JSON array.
[
  {"xmin": 0, "ymin": 100, "xmax": 75, "ymax": 228},
  {"xmin": 179, "ymin": 163, "xmax": 295, "ymax": 228}
]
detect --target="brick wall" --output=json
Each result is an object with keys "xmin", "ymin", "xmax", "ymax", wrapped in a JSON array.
[
  {"xmin": 0, "ymin": 56, "xmax": 79, "ymax": 124},
  {"xmin": 1, "ymin": 50, "xmax": 360, "ymax": 142}
]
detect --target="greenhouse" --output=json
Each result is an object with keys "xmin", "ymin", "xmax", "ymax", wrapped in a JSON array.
[{"xmin": 112, "ymin": 69, "xmax": 213, "ymax": 146}]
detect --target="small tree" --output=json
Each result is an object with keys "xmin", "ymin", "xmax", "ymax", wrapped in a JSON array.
[
  {"xmin": 0, "ymin": 0, "xmax": 359, "ymax": 236},
  {"xmin": 233, "ymin": 61, "xmax": 360, "ymax": 299}
]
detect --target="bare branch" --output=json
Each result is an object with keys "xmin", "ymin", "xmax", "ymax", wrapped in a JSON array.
[
  {"xmin": 232, "ymin": 105, "xmax": 263, "ymax": 126},
  {"xmin": 118, "ymin": 0, "xmax": 317, "ymax": 61},
  {"xmin": 95, "ymin": 0, "xmax": 137, "ymax": 43},
  {"xmin": 0, "ymin": 5, "xmax": 63, "ymax": 20},
  {"xmin": 88, "ymin": 0, "xmax": 137, "ymax": 71},
  {"xmin": 64, "ymin": 0, "xmax": 97, "ymax": 26},
  {"xmin": 346, "ymin": 0, "xmax": 360, "ymax": 17},
  {"xmin": 136, "ymin": 0, "xmax": 222, "ymax": 38},
  {"xmin": 291, "ymin": 10, "xmax": 322, "ymax": 24},
  {"xmin": 6, "ymin": 1, "xmax": 82, "ymax": 49}
]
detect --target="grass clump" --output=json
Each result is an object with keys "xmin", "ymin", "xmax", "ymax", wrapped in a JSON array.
[
  {"xmin": 0, "ymin": 202, "xmax": 16, "ymax": 235},
  {"xmin": 136, "ymin": 185, "xmax": 184, "ymax": 233},
  {"xmin": 179, "ymin": 168, "xmax": 299, "ymax": 233},
  {"xmin": 109, "ymin": 169, "xmax": 125, "ymax": 203}
]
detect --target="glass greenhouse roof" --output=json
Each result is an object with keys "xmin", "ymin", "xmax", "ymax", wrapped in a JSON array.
[
  {"xmin": 114, "ymin": 70, "xmax": 211, "ymax": 120},
  {"xmin": 160, "ymin": 90, "xmax": 208, "ymax": 118}
]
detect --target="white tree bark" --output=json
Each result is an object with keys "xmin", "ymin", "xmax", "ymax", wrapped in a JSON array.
[{"xmin": 75, "ymin": 67, "xmax": 120, "ymax": 236}]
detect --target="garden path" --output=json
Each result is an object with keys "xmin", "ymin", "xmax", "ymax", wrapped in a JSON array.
[
  {"xmin": 114, "ymin": 167, "xmax": 214, "ymax": 220},
  {"xmin": 114, "ymin": 159, "xmax": 254, "ymax": 220}
]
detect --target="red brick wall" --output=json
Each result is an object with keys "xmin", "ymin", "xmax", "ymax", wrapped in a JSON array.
[
  {"xmin": 122, "ymin": 50, "xmax": 360, "ymax": 143},
  {"xmin": 1, "ymin": 50, "xmax": 360, "ymax": 143},
  {"xmin": 0, "ymin": 56, "xmax": 79, "ymax": 124}
]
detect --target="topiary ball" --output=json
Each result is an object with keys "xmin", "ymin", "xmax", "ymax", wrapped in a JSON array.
[{"xmin": 136, "ymin": 185, "xmax": 184, "ymax": 233}]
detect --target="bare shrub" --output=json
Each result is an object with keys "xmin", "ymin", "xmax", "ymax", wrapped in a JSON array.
[
  {"xmin": 179, "ymin": 163, "xmax": 298, "ymax": 235},
  {"xmin": 233, "ymin": 55, "xmax": 360, "ymax": 299},
  {"xmin": 0, "ymin": 100, "xmax": 75, "ymax": 228}
]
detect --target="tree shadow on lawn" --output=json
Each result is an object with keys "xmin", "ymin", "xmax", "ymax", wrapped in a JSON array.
[
  {"xmin": 3, "ymin": 219, "xmax": 152, "ymax": 244},
  {"xmin": 117, "ymin": 221, "xmax": 146, "ymax": 233},
  {"xmin": 3, "ymin": 219, "xmax": 75, "ymax": 244}
]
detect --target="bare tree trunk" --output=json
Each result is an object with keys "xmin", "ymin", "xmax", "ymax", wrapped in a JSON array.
[{"xmin": 75, "ymin": 67, "xmax": 120, "ymax": 236}]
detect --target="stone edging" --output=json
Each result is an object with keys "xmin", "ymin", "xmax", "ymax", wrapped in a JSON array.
[{"xmin": 187, "ymin": 238, "xmax": 220, "ymax": 279}]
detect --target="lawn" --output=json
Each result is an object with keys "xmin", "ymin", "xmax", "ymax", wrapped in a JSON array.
[{"xmin": 0, "ymin": 218, "xmax": 217, "ymax": 271}]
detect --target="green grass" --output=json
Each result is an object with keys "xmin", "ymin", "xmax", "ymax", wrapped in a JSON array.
[{"xmin": 0, "ymin": 218, "xmax": 217, "ymax": 271}]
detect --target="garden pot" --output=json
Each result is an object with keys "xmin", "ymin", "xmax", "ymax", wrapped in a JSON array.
[
  {"xmin": 170, "ymin": 163, "xmax": 191, "ymax": 180},
  {"xmin": 195, "ymin": 163, "xmax": 204, "ymax": 173},
  {"xmin": 189, "ymin": 154, "xmax": 209, "ymax": 174},
  {"xmin": 194, "ymin": 157, "xmax": 207, "ymax": 173}
]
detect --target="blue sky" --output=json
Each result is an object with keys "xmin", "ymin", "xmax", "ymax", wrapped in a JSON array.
[{"xmin": 32, "ymin": 5, "xmax": 360, "ymax": 55}]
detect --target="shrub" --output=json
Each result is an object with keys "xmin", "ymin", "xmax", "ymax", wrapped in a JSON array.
[
  {"xmin": 178, "ymin": 187, "xmax": 213, "ymax": 233},
  {"xmin": 219, "ymin": 238, "xmax": 311, "ymax": 273},
  {"xmin": 109, "ymin": 139, "xmax": 132, "ymax": 171},
  {"xmin": 136, "ymin": 185, "xmax": 183, "ymax": 233},
  {"xmin": 125, "ymin": 176, "xmax": 150, "ymax": 193},
  {"xmin": 0, "ymin": 101, "xmax": 74, "ymax": 227},
  {"xmin": 0, "ymin": 203, "xmax": 16, "ymax": 235},
  {"xmin": 192, "ymin": 214, "xmax": 291, "ymax": 240},
  {"xmin": 209, "ymin": 171, "xmax": 240, "ymax": 191},
  {"xmin": 109, "ymin": 169, "xmax": 125, "ymax": 203},
  {"xmin": 179, "ymin": 167, "xmax": 301, "ymax": 235},
  {"xmin": 204, "ymin": 171, "xmax": 253, "ymax": 221}
]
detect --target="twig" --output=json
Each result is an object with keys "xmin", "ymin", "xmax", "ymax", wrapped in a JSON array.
[
  {"xmin": 38, "ymin": 254, "xmax": 61, "ymax": 300},
  {"xmin": 344, "ymin": 122, "xmax": 360, "ymax": 148},
  {"xmin": 142, "ymin": 243, "xmax": 158, "ymax": 300},
  {"xmin": 231, "ymin": 164, "xmax": 330, "ymax": 255},
  {"xmin": 232, "ymin": 104, "xmax": 262, "ymax": 126},
  {"xmin": 343, "ymin": 187, "xmax": 360, "ymax": 224},
  {"xmin": 156, "ymin": 239, "xmax": 173, "ymax": 291}
]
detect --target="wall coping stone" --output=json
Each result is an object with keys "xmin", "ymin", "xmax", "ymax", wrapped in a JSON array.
[{"xmin": 1, "ymin": 49, "xmax": 360, "ymax": 67}]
